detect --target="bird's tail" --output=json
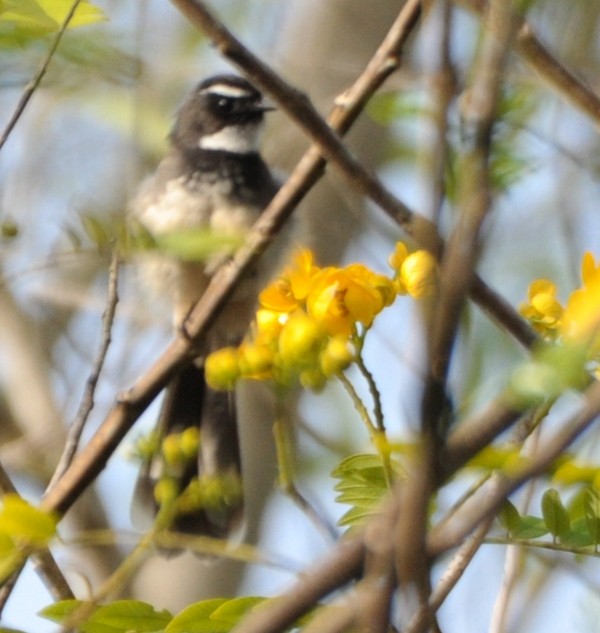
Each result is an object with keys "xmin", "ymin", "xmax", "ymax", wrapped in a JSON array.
[{"xmin": 133, "ymin": 363, "xmax": 244, "ymax": 541}]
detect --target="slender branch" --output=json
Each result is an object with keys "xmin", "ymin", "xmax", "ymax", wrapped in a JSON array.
[
  {"xmin": 232, "ymin": 538, "xmax": 365, "ymax": 633},
  {"xmin": 0, "ymin": 463, "xmax": 73, "ymax": 614},
  {"xmin": 429, "ymin": 378, "xmax": 600, "ymax": 557},
  {"xmin": 458, "ymin": 0, "xmax": 600, "ymax": 127},
  {"xmin": 273, "ymin": 400, "xmax": 337, "ymax": 542},
  {"xmin": 47, "ymin": 251, "xmax": 120, "ymax": 490},
  {"xmin": 337, "ymin": 372, "xmax": 394, "ymax": 487},
  {"xmin": 405, "ymin": 517, "xmax": 494, "ymax": 633},
  {"xmin": 423, "ymin": 0, "xmax": 519, "ymax": 428},
  {"xmin": 354, "ymin": 350, "xmax": 385, "ymax": 433},
  {"xmin": 0, "ymin": 0, "xmax": 84, "ymax": 152}
]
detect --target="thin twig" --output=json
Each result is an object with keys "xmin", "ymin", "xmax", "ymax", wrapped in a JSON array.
[
  {"xmin": 429, "ymin": 378, "xmax": 600, "ymax": 557},
  {"xmin": 0, "ymin": 462, "xmax": 73, "ymax": 614},
  {"xmin": 337, "ymin": 372, "xmax": 394, "ymax": 487},
  {"xmin": 354, "ymin": 350, "xmax": 385, "ymax": 433},
  {"xmin": 423, "ymin": 0, "xmax": 519, "ymax": 430},
  {"xmin": 47, "ymin": 250, "xmax": 120, "ymax": 490},
  {"xmin": 272, "ymin": 402, "xmax": 338, "ymax": 542},
  {"xmin": 232, "ymin": 538, "xmax": 365, "ymax": 633},
  {"xmin": 458, "ymin": 0, "xmax": 600, "ymax": 127},
  {"xmin": 405, "ymin": 517, "xmax": 494, "ymax": 633},
  {"xmin": 394, "ymin": 3, "xmax": 454, "ymax": 625},
  {"xmin": 0, "ymin": 0, "xmax": 84, "ymax": 152}
]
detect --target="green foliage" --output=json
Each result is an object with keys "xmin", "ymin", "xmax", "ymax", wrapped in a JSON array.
[
  {"xmin": 0, "ymin": 495, "xmax": 58, "ymax": 582},
  {"xmin": 541, "ymin": 488, "xmax": 570, "ymax": 542},
  {"xmin": 584, "ymin": 487, "xmax": 600, "ymax": 549},
  {"xmin": 332, "ymin": 453, "xmax": 397, "ymax": 529},
  {"xmin": 0, "ymin": 0, "xmax": 105, "ymax": 38},
  {"xmin": 497, "ymin": 487, "xmax": 600, "ymax": 551},
  {"xmin": 368, "ymin": 85, "xmax": 536, "ymax": 199},
  {"xmin": 66, "ymin": 212, "xmax": 244, "ymax": 262},
  {"xmin": 508, "ymin": 342, "xmax": 589, "ymax": 407},
  {"xmin": 154, "ymin": 229, "xmax": 244, "ymax": 262},
  {"xmin": 166, "ymin": 597, "xmax": 265, "ymax": 633},
  {"xmin": 40, "ymin": 599, "xmax": 172, "ymax": 633},
  {"xmin": 40, "ymin": 597, "xmax": 268, "ymax": 633}
]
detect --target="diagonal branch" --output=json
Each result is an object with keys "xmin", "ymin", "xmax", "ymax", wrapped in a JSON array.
[
  {"xmin": 0, "ymin": 463, "xmax": 73, "ymax": 613},
  {"xmin": 458, "ymin": 0, "xmax": 600, "ymax": 127}
]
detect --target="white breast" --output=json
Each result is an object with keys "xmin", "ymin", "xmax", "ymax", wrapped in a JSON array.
[{"xmin": 131, "ymin": 175, "xmax": 261, "ymax": 327}]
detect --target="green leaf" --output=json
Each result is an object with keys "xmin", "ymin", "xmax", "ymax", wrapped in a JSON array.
[
  {"xmin": 584, "ymin": 487, "xmax": 600, "ymax": 547},
  {"xmin": 560, "ymin": 517, "xmax": 594, "ymax": 548},
  {"xmin": 85, "ymin": 601, "xmax": 172, "ymax": 633},
  {"xmin": 155, "ymin": 229, "xmax": 243, "ymax": 262},
  {"xmin": 509, "ymin": 514, "xmax": 548, "ymax": 540},
  {"xmin": 0, "ymin": 495, "xmax": 57, "ymax": 546},
  {"xmin": 166, "ymin": 599, "xmax": 232, "ymax": 633},
  {"xmin": 0, "ymin": 0, "xmax": 106, "ymax": 36},
  {"xmin": 0, "ymin": 531, "xmax": 23, "ymax": 583},
  {"xmin": 39, "ymin": 600, "xmax": 94, "ymax": 624},
  {"xmin": 541, "ymin": 489, "xmax": 570, "ymax": 541},
  {"xmin": 498, "ymin": 500, "xmax": 522, "ymax": 535},
  {"xmin": 332, "ymin": 454, "xmax": 394, "ymax": 529},
  {"xmin": 209, "ymin": 597, "xmax": 266, "ymax": 625},
  {"xmin": 41, "ymin": 600, "xmax": 172, "ymax": 633}
]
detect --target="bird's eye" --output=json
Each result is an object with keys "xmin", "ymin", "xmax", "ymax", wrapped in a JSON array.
[{"xmin": 216, "ymin": 97, "xmax": 234, "ymax": 112}]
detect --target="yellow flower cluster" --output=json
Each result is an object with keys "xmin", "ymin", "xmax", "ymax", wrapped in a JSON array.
[
  {"xmin": 520, "ymin": 251, "xmax": 600, "ymax": 363},
  {"xmin": 146, "ymin": 426, "xmax": 243, "ymax": 517},
  {"xmin": 206, "ymin": 244, "xmax": 437, "ymax": 392}
]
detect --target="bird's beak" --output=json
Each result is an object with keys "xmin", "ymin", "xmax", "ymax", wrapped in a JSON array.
[{"xmin": 256, "ymin": 101, "xmax": 276, "ymax": 113}]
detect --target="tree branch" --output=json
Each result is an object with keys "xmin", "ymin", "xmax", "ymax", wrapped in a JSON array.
[
  {"xmin": 47, "ymin": 251, "xmax": 120, "ymax": 490},
  {"xmin": 457, "ymin": 0, "xmax": 600, "ymax": 126},
  {"xmin": 0, "ymin": 462, "xmax": 73, "ymax": 613}
]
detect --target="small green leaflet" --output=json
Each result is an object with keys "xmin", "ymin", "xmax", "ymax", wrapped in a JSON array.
[
  {"xmin": 332, "ymin": 454, "xmax": 393, "ymax": 529},
  {"xmin": 155, "ymin": 229, "xmax": 244, "ymax": 262},
  {"xmin": 0, "ymin": 494, "xmax": 58, "ymax": 582},
  {"xmin": 584, "ymin": 487, "xmax": 600, "ymax": 548},
  {"xmin": 541, "ymin": 489, "xmax": 570, "ymax": 542},
  {"xmin": 40, "ymin": 599, "xmax": 172, "ymax": 633},
  {"xmin": 0, "ymin": 495, "xmax": 57, "ymax": 545},
  {"xmin": 166, "ymin": 597, "xmax": 266, "ymax": 633}
]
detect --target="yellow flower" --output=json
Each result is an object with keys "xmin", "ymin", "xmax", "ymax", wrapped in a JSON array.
[
  {"xmin": 397, "ymin": 250, "xmax": 437, "ymax": 298},
  {"xmin": 255, "ymin": 309, "xmax": 288, "ymax": 345},
  {"xmin": 238, "ymin": 341, "xmax": 274, "ymax": 379},
  {"xmin": 581, "ymin": 251, "xmax": 600, "ymax": 286},
  {"xmin": 205, "ymin": 347, "xmax": 240, "ymax": 390},
  {"xmin": 561, "ymin": 258, "xmax": 600, "ymax": 349},
  {"xmin": 306, "ymin": 265, "xmax": 394, "ymax": 336},
  {"xmin": 278, "ymin": 310, "xmax": 325, "ymax": 367},
  {"xmin": 388, "ymin": 241, "xmax": 410, "ymax": 272},
  {"xmin": 519, "ymin": 279, "xmax": 563, "ymax": 338},
  {"xmin": 259, "ymin": 249, "xmax": 319, "ymax": 314},
  {"xmin": 320, "ymin": 335, "xmax": 355, "ymax": 377}
]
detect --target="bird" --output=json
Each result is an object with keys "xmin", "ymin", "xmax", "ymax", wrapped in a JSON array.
[{"xmin": 130, "ymin": 74, "xmax": 280, "ymax": 540}]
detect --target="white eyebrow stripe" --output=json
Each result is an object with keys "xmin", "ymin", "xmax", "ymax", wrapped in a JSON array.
[{"xmin": 201, "ymin": 84, "xmax": 253, "ymax": 99}]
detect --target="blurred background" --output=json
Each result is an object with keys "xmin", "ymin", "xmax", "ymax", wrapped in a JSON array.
[{"xmin": 1, "ymin": 1, "xmax": 600, "ymax": 631}]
